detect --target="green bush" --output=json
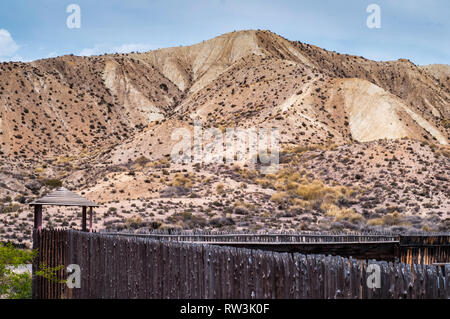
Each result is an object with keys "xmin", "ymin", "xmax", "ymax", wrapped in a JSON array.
[{"xmin": 0, "ymin": 243, "xmax": 35, "ymax": 299}]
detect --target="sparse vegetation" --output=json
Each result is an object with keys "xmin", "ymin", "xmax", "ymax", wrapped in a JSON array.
[
  {"xmin": 43, "ymin": 179, "xmax": 63, "ymax": 189},
  {"xmin": 367, "ymin": 212, "xmax": 405, "ymax": 227}
]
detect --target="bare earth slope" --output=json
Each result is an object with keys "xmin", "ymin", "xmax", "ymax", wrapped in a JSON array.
[{"xmin": 421, "ymin": 64, "xmax": 450, "ymax": 92}]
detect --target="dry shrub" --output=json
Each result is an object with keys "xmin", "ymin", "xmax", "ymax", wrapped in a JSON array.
[
  {"xmin": 55, "ymin": 155, "xmax": 75, "ymax": 164},
  {"xmin": 34, "ymin": 166, "xmax": 46, "ymax": 174},
  {"xmin": 150, "ymin": 157, "xmax": 170, "ymax": 168},
  {"xmin": 267, "ymin": 169, "xmax": 357, "ymax": 211},
  {"xmin": 296, "ymin": 181, "xmax": 327, "ymax": 200},
  {"xmin": 171, "ymin": 173, "xmax": 193, "ymax": 188},
  {"xmin": 270, "ymin": 192, "xmax": 288, "ymax": 204},
  {"xmin": 234, "ymin": 200, "xmax": 255, "ymax": 211},
  {"xmin": 438, "ymin": 147, "xmax": 450, "ymax": 159},
  {"xmin": 125, "ymin": 215, "xmax": 143, "ymax": 229},
  {"xmin": 135, "ymin": 156, "xmax": 150, "ymax": 167},
  {"xmin": 216, "ymin": 183, "xmax": 225, "ymax": 194},
  {"xmin": 367, "ymin": 211, "xmax": 404, "ymax": 226},
  {"xmin": 235, "ymin": 167, "xmax": 258, "ymax": 180},
  {"xmin": 325, "ymin": 205, "xmax": 365, "ymax": 224}
]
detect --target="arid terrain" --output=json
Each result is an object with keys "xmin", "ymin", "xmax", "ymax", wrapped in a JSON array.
[{"xmin": 0, "ymin": 30, "xmax": 448, "ymax": 247}]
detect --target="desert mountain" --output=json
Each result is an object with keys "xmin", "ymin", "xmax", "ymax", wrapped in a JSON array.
[
  {"xmin": 421, "ymin": 64, "xmax": 450, "ymax": 91},
  {"xmin": 0, "ymin": 30, "xmax": 448, "ymax": 160},
  {"xmin": 0, "ymin": 30, "xmax": 448, "ymax": 246}
]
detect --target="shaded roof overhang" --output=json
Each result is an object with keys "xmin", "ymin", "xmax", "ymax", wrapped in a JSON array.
[{"xmin": 29, "ymin": 187, "xmax": 99, "ymax": 207}]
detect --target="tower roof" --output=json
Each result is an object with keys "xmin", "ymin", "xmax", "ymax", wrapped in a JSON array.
[{"xmin": 30, "ymin": 187, "xmax": 98, "ymax": 207}]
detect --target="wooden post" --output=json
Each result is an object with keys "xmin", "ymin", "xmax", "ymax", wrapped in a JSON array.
[
  {"xmin": 33, "ymin": 205, "xmax": 43, "ymax": 230},
  {"xmin": 31, "ymin": 229, "xmax": 40, "ymax": 299},
  {"xmin": 31, "ymin": 204, "xmax": 42, "ymax": 298},
  {"xmin": 89, "ymin": 207, "xmax": 93, "ymax": 233},
  {"xmin": 82, "ymin": 206, "xmax": 87, "ymax": 232}
]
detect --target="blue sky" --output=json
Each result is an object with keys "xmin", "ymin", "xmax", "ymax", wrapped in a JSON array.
[{"xmin": 0, "ymin": 0, "xmax": 448, "ymax": 65}]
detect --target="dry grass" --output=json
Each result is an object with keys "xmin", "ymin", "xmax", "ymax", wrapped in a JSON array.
[
  {"xmin": 265, "ymin": 169, "xmax": 356, "ymax": 211},
  {"xmin": 55, "ymin": 155, "xmax": 75, "ymax": 165},
  {"xmin": 150, "ymin": 158, "xmax": 170, "ymax": 168},
  {"xmin": 324, "ymin": 204, "xmax": 365, "ymax": 224},
  {"xmin": 270, "ymin": 192, "xmax": 288, "ymax": 204},
  {"xmin": 34, "ymin": 166, "xmax": 46, "ymax": 174},
  {"xmin": 281, "ymin": 143, "xmax": 338, "ymax": 165},
  {"xmin": 261, "ymin": 169, "xmax": 362, "ymax": 225},
  {"xmin": 283, "ymin": 143, "xmax": 336, "ymax": 154},
  {"xmin": 170, "ymin": 173, "xmax": 193, "ymax": 188},
  {"xmin": 437, "ymin": 145, "xmax": 450, "ymax": 159},
  {"xmin": 235, "ymin": 167, "xmax": 258, "ymax": 180},
  {"xmin": 125, "ymin": 215, "xmax": 143, "ymax": 228},
  {"xmin": 367, "ymin": 212, "xmax": 405, "ymax": 226}
]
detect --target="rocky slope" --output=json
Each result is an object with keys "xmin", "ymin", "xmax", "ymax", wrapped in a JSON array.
[{"xmin": 0, "ymin": 30, "xmax": 448, "ymax": 246}]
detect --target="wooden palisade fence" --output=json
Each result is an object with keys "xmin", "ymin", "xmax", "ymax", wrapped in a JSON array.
[
  {"xmin": 100, "ymin": 230, "xmax": 450, "ymax": 262},
  {"xmin": 399, "ymin": 235, "xmax": 450, "ymax": 265},
  {"xmin": 32, "ymin": 229, "xmax": 449, "ymax": 299}
]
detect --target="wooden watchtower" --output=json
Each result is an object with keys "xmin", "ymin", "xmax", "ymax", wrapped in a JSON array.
[{"xmin": 30, "ymin": 187, "xmax": 99, "ymax": 232}]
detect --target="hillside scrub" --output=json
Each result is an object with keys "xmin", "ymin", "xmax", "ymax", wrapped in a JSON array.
[
  {"xmin": 262, "ymin": 169, "xmax": 357, "ymax": 211},
  {"xmin": 170, "ymin": 173, "xmax": 194, "ymax": 188},
  {"xmin": 367, "ymin": 212, "xmax": 406, "ymax": 227}
]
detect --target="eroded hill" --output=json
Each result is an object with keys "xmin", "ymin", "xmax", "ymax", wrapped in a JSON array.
[{"xmin": 0, "ymin": 30, "xmax": 448, "ymax": 246}]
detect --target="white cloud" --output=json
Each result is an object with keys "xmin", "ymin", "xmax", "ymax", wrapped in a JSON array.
[
  {"xmin": 10, "ymin": 55, "xmax": 27, "ymax": 62},
  {"xmin": 79, "ymin": 46, "xmax": 103, "ymax": 56},
  {"xmin": 0, "ymin": 29, "xmax": 19, "ymax": 57},
  {"xmin": 79, "ymin": 43, "xmax": 157, "ymax": 57},
  {"xmin": 112, "ymin": 43, "xmax": 157, "ymax": 53},
  {"xmin": 0, "ymin": 55, "xmax": 28, "ymax": 63}
]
